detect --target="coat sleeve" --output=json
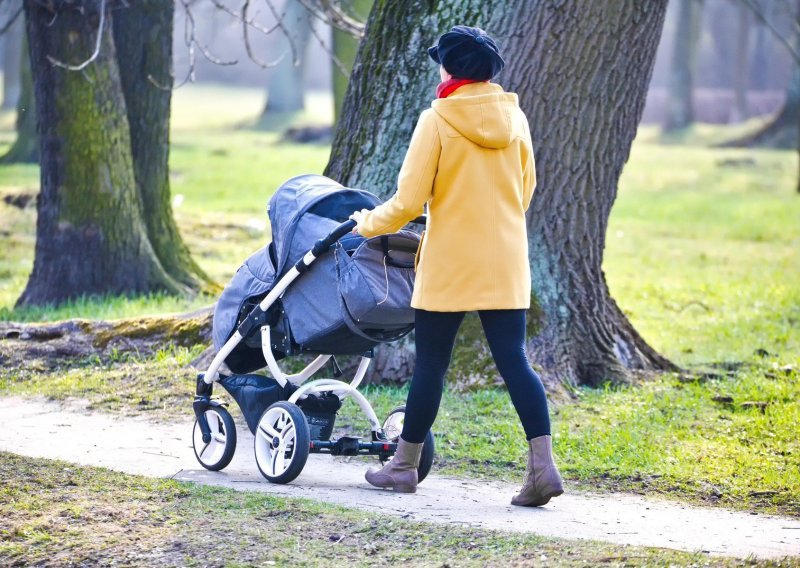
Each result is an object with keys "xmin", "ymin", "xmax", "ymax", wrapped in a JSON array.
[
  {"xmin": 357, "ymin": 110, "xmax": 441, "ymax": 237},
  {"xmin": 522, "ymin": 145, "xmax": 536, "ymax": 211},
  {"xmin": 521, "ymin": 117, "xmax": 537, "ymax": 211}
]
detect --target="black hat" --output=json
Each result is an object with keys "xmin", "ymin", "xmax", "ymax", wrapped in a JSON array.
[{"xmin": 428, "ymin": 25, "xmax": 505, "ymax": 81}]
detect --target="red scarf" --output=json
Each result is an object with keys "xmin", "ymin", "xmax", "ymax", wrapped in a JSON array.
[{"xmin": 436, "ymin": 77, "xmax": 482, "ymax": 98}]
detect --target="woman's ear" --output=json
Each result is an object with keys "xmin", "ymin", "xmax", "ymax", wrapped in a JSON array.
[{"xmin": 439, "ymin": 65, "xmax": 452, "ymax": 82}]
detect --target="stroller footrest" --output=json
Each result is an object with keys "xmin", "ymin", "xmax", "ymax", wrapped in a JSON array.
[{"xmin": 310, "ymin": 437, "xmax": 396, "ymax": 459}]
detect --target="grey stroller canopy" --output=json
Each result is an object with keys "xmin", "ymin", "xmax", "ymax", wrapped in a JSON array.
[{"xmin": 212, "ymin": 174, "xmax": 420, "ymax": 374}]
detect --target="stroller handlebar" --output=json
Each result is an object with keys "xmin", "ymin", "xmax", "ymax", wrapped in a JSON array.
[
  {"xmin": 311, "ymin": 215, "xmax": 427, "ymax": 257},
  {"xmin": 311, "ymin": 220, "xmax": 357, "ymax": 256}
]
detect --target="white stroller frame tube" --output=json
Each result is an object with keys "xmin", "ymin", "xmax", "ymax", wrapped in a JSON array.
[
  {"xmin": 262, "ymin": 327, "xmax": 381, "ymax": 431},
  {"xmin": 202, "ymin": 251, "xmax": 317, "ymax": 384},
  {"xmin": 286, "ymin": 357, "xmax": 382, "ymax": 431},
  {"xmin": 261, "ymin": 325, "xmax": 330, "ymax": 388}
]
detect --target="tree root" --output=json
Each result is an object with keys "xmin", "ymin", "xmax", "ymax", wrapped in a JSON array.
[{"xmin": 0, "ymin": 307, "xmax": 213, "ymax": 369}]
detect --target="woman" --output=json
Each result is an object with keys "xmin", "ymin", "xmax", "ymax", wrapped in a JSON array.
[{"xmin": 350, "ymin": 25, "xmax": 563, "ymax": 507}]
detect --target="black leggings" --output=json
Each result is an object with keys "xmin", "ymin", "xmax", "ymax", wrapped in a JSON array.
[{"xmin": 401, "ymin": 309, "xmax": 551, "ymax": 444}]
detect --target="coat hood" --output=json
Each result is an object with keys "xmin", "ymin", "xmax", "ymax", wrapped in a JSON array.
[{"xmin": 431, "ymin": 82, "xmax": 520, "ymax": 149}]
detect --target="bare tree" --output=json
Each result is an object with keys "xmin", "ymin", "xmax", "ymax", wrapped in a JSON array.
[
  {"xmin": 732, "ymin": 0, "xmax": 800, "ymax": 192},
  {"xmin": 327, "ymin": 0, "xmax": 675, "ymax": 388},
  {"xmin": 263, "ymin": 0, "xmax": 313, "ymax": 115},
  {"xmin": 732, "ymin": 1, "xmax": 751, "ymax": 122},
  {"xmin": 735, "ymin": 0, "xmax": 800, "ymax": 147},
  {"xmin": 2, "ymin": 30, "xmax": 36, "ymax": 163},
  {"xmin": 1, "ymin": 0, "xmax": 22, "ymax": 109},
  {"xmin": 664, "ymin": 0, "xmax": 705, "ymax": 133},
  {"xmin": 19, "ymin": 0, "xmax": 208, "ymax": 306},
  {"xmin": 331, "ymin": 0, "xmax": 370, "ymax": 124},
  {"xmin": 113, "ymin": 0, "xmax": 211, "ymax": 293}
]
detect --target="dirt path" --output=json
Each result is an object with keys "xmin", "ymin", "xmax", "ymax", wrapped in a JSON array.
[{"xmin": 1, "ymin": 397, "xmax": 798, "ymax": 560}]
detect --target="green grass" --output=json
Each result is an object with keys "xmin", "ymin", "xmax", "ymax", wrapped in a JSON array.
[
  {"xmin": 0, "ymin": 85, "xmax": 330, "ymax": 318},
  {"xmin": 0, "ymin": 83, "xmax": 798, "ymax": 518},
  {"xmin": 605, "ymin": 140, "xmax": 800, "ymax": 365},
  {"xmin": 0, "ymin": 452, "xmax": 776, "ymax": 567},
  {"xmin": 0, "ymin": 292, "xmax": 217, "ymax": 323}
]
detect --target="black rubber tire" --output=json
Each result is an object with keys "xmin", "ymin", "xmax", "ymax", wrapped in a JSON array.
[
  {"xmin": 383, "ymin": 405, "xmax": 435, "ymax": 483},
  {"xmin": 254, "ymin": 401, "xmax": 310, "ymax": 484},
  {"xmin": 192, "ymin": 406, "xmax": 237, "ymax": 471}
]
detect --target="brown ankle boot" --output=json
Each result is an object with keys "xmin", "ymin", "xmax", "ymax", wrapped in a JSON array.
[
  {"xmin": 511, "ymin": 435, "xmax": 564, "ymax": 507},
  {"xmin": 365, "ymin": 438, "xmax": 423, "ymax": 493}
]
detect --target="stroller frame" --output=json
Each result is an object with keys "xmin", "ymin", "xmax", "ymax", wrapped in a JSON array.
[{"xmin": 193, "ymin": 217, "xmax": 434, "ymax": 483}]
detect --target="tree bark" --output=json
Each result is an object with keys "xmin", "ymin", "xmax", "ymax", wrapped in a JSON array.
[
  {"xmin": 326, "ymin": 0, "xmax": 675, "ymax": 388},
  {"xmin": 111, "ymin": 0, "xmax": 211, "ymax": 291},
  {"xmin": 263, "ymin": 0, "xmax": 312, "ymax": 115},
  {"xmin": 2, "ymin": 31, "xmax": 37, "ymax": 164},
  {"xmin": 663, "ymin": 0, "xmax": 704, "ymax": 133},
  {"xmin": 18, "ymin": 0, "xmax": 188, "ymax": 306}
]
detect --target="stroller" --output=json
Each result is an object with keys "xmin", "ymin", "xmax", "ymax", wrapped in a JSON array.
[{"xmin": 192, "ymin": 174, "xmax": 434, "ymax": 484}]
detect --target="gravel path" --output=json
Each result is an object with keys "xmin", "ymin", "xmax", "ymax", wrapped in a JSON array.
[{"xmin": 2, "ymin": 396, "xmax": 798, "ymax": 560}]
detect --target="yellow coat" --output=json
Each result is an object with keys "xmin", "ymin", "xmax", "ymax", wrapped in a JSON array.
[{"xmin": 356, "ymin": 82, "xmax": 536, "ymax": 311}]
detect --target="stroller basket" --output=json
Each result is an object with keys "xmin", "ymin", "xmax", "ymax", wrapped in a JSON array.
[
  {"xmin": 219, "ymin": 373, "xmax": 341, "ymax": 440},
  {"xmin": 218, "ymin": 373, "xmax": 295, "ymax": 434}
]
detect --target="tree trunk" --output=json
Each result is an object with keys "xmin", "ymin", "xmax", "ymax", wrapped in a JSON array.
[
  {"xmin": 2, "ymin": 31, "xmax": 37, "ymax": 164},
  {"xmin": 1, "ymin": 1, "xmax": 22, "ymax": 110},
  {"xmin": 759, "ymin": 53, "xmax": 800, "ymax": 148},
  {"xmin": 663, "ymin": 0, "xmax": 704, "ymax": 133},
  {"xmin": 263, "ymin": 0, "xmax": 312, "ymax": 115},
  {"xmin": 728, "ymin": 4, "xmax": 800, "ymax": 150},
  {"xmin": 731, "ymin": 2, "xmax": 750, "ymax": 123},
  {"xmin": 112, "ymin": 0, "xmax": 210, "ymax": 291},
  {"xmin": 18, "ymin": 0, "xmax": 188, "ymax": 306},
  {"xmin": 749, "ymin": 3, "xmax": 770, "ymax": 91},
  {"xmin": 506, "ymin": 3, "xmax": 676, "ymax": 386},
  {"xmin": 331, "ymin": 0, "xmax": 371, "ymax": 126},
  {"xmin": 326, "ymin": 0, "xmax": 675, "ymax": 389}
]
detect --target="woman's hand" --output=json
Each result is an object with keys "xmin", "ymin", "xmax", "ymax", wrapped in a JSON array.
[{"xmin": 349, "ymin": 209, "xmax": 370, "ymax": 234}]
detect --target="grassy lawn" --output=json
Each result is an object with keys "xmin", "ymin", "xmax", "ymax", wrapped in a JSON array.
[
  {"xmin": 0, "ymin": 85, "xmax": 332, "ymax": 320},
  {"xmin": 0, "ymin": 452, "xmax": 776, "ymax": 567},
  {"xmin": 607, "ymin": 138, "xmax": 799, "ymax": 365},
  {"xmin": 0, "ymin": 84, "xmax": 798, "ymax": 519}
]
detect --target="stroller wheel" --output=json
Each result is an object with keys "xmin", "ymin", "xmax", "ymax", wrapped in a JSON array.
[
  {"xmin": 192, "ymin": 406, "xmax": 237, "ymax": 471},
  {"xmin": 381, "ymin": 405, "xmax": 435, "ymax": 483},
  {"xmin": 254, "ymin": 401, "xmax": 310, "ymax": 484}
]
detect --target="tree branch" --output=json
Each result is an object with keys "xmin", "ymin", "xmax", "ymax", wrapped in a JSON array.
[
  {"xmin": 297, "ymin": 0, "xmax": 365, "ymax": 38},
  {"xmin": 306, "ymin": 8, "xmax": 349, "ymax": 78},
  {"xmin": 210, "ymin": 0, "xmax": 282, "ymax": 36},
  {"xmin": 0, "ymin": 4, "xmax": 21, "ymax": 35},
  {"xmin": 242, "ymin": 0, "xmax": 288, "ymax": 68},
  {"xmin": 264, "ymin": 0, "xmax": 300, "ymax": 65},
  {"xmin": 739, "ymin": 0, "xmax": 800, "ymax": 63},
  {"xmin": 46, "ymin": 0, "xmax": 106, "ymax": 71}
]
